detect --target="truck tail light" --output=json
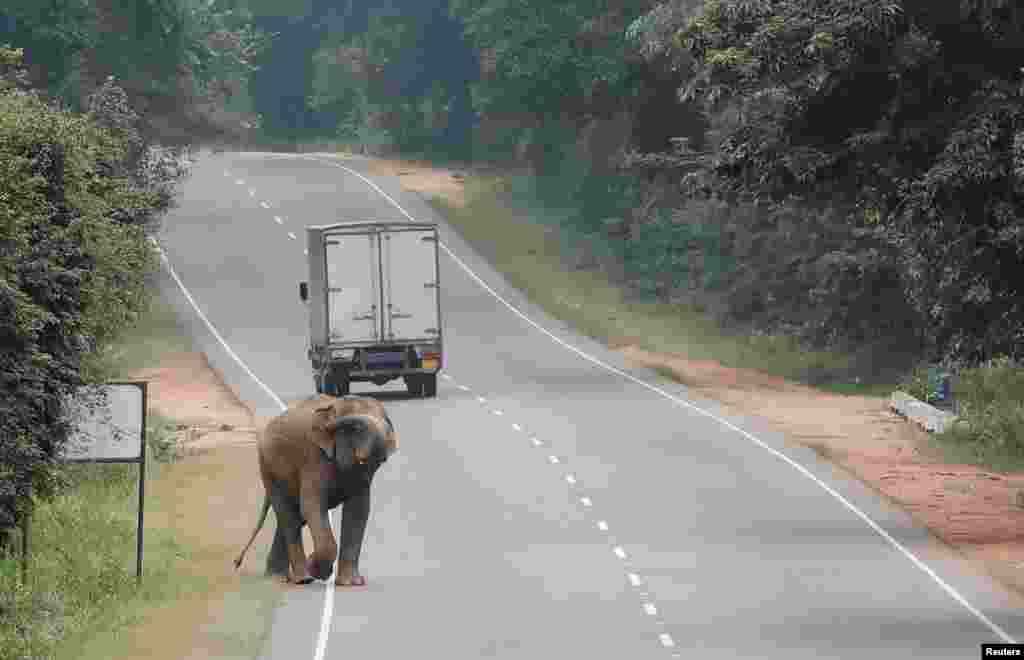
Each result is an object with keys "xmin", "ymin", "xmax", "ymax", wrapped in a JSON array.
[{"xmin": 420, "ymin": 350, "xmax": 440, "ymax": 370}]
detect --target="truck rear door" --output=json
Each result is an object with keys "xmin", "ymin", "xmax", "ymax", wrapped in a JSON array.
[
  {"xmin": 324, "ymin": 232, "xmax": 381, "ymax": 343},
  {"xmin": 380, "ymin": 226, "xmax": 441, "ymax": 343}
]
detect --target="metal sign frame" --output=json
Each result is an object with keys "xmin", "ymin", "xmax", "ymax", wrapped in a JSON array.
[{"xmin": 57, "ymin": 380, "xmax": 148, "ymax": 585}]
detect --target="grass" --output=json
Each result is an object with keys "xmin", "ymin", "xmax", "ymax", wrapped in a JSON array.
[
  {"xmin": 99, "ymin": 293, "xmax": 197, "ymax": 378},
  {"xmin": 929, "ymin": 356, "xmax": 1024, "ymax": 472},
  {"xmin": 0, "ymin": 433, "xmax": 181, "ymax": 660},
  {"xmin": 0, "ymin": 289, "xmax": 281, "ymax": 660},
  {"xmin": 428, "ymin": 175, "xmax": 889, "ymax": 398}
]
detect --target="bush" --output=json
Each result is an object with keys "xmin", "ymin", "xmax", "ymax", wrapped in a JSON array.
[
  {"xmin": 936, "ymin": 356, "xmax": 1024, "ymax": 461},
  {"xmin": 0, "ymin": 47, "xmax": 179, "ymax": 560}
]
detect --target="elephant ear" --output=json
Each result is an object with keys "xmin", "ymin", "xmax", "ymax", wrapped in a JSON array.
[
  {"xmin": 309, "ymin": 403, "xmax": 338, "ymax": 457},
  {"xmin": 382, "ymin": 412, "xmax": 398, "ymax": 456}
]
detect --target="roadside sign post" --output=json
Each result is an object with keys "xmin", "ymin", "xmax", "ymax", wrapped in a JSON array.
[
  {"xmin": 20, "ymin": 507, "xmax": 29, "ymax": 579},
  {"xmin": 60, "ymin": 380, "xmax": 149, "ymax": 586}
]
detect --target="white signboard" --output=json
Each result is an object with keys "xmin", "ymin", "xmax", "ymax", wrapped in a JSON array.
[{"xmin": 62, "ymin": 383, "xmax": 145, "ymax": 462}]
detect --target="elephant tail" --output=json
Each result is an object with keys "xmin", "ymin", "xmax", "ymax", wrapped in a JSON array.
[{"xmin": 234, "ymin": 494, "xmax": 271, "ymax": 571}]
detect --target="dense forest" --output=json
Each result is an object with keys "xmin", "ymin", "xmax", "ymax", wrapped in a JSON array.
[
  {"xmin": 1, "ymin": 0, "xmax": 1022, "ymax": 618},
  {"xmin": 235, "ymin": 0, "xmax": 1023, "ymax": 378}
]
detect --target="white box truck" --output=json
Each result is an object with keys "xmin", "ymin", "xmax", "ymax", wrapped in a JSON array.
[{"xmin": 299, "ymin": 221, "xmax": 443, "ymax": 398}]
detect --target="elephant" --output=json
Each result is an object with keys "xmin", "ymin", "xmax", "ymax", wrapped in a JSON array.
[{"xmin": 233, "ymin": 393, "xmax": 398, "ymax": 586}]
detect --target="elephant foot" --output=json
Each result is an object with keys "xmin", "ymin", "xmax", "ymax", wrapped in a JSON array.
[
  {"xmin": 335, "ymin": 574, "xmax": 367, "ymax": 587},
  {"xmin": 335, "ymin": 560, "xmax": 366, "ymax": 587}
]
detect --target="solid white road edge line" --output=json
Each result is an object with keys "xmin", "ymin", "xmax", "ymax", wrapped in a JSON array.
[
  {"xmin": 292, "ymin": 153, "xmax": 1017, "ymax": 645},
  {"xmin": 151, "ymin": 238, "xmax": 341, "ymax": 659}
]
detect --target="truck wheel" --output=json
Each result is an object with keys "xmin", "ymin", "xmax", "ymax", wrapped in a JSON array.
[
  {"xmin": 422, "ymin": 374, "xmax": 437, "ymax": 398},
  {"xmin": 335, "ymin": 376, "xmax": 350, "ymax": 396},
  {"xmin": 404, "ymin": 376, "xmax": 423, "ymax": 397},
  {"xmin": 314, "ymin": 374, "xmax": 323, "ymax": 394}
]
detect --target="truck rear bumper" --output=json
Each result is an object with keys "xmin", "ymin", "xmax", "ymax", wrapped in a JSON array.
[{"xmin": 348, "ymin": 368, "xmax": 438, "ymax": 377}]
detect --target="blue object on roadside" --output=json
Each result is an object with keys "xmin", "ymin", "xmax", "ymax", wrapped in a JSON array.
[{"xmin": 927, "ymin": 367, "xmax": 952, "ymax": 407}]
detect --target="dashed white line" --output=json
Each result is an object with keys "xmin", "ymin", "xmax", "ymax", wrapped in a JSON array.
[
  {"xmin": 659, "ymin": 634, "xmax": 676, "ymax": 649},
  {"xmin": 598, "ymin": 520, "xmax": 610, "ymax": 532},
  {"xmin": 492, "ymin": 409, "xmax": 503, "ymax": 416},
  {"xmin": 459, "ymin": 385, "xmax": 470, "ymax": 391},
  {"xmin": 476, "ymin": 396, "xmax": 487, "ymax": 404},
  {"xmin": 613, "ymin": 546, "xmax": 628, "ymax": 560},
  {"xmin": 260, "ymin": 201, "xmax": 271, "ymax": 209},
  {"xmin": 580, "ymin": 496, "xmax": 592, "ymax": 507},
  {"xmin": 643, "ymin": 603, "xmax": 658, "ymax": 616},
  {"xmin": 565, "ymin": 474, "xmax": 577, "ymax": 485},
  {"xmin": 303, "ymin": 248, "xmax": 308, "ymax": 255},
  {"xmin": 288, "ymin": 232, "xmax": 297, "ymax": 240},
  {"xmin": 512, "ymin": 423, "xmax": 522, "ymax": 432},
  {"xmin": 628, "ymin": 572, "xmax": 642, "ymax": 586},
  {"xmin": 547, "ymin": 455, "xmax": 560, "ymax": 464},
  {"xmin": 530, "ymin": 437, "xmax": 543, "ymax": 446},
  {"xmin": 235, "ymin": 179, "xmax": 245, "ymax": 185},
  {"xmin": 274, "ymin": 215, "xmax": 284, "ymax": 224},
  {"xmin": 248, "ymin": 188, "xmax": 256, "ymax": 197},
  {"xmin": 224, "ymin": 171, "xmax": 231, "ymax": 177}
]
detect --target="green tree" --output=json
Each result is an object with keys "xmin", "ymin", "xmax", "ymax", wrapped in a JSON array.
[
  {"xmin": 631, "ymin": 0, "xmax": 1024, "ymax": 363},
  {"xmin": 0, "ymin": 48, "xmax": 167, "ymax": 548},
  {"xmin": 450, "ymin": 0, "xmax": 655, "ymax": 120}
]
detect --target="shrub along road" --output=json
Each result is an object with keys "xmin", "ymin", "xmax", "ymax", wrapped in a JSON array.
[{"xmin": 155, "ymin": 150, "xmax": 1023, "ymax": 659}]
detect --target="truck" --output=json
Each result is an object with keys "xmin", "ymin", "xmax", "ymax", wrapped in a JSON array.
[{"xmin": 298, "ymin": 221, "xmax": 443, "ymax": 398}]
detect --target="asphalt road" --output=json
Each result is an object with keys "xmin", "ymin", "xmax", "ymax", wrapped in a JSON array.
[{"xmin": 156, "ymin": 149, "xmax": 1024, "ymax": 659}]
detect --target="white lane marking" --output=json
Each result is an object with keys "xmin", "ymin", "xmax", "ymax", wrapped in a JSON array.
[
  {"xmin": 512, "ymin": 423, "xmax": 522, "ymax": 432},
  {"xmin": 643, "ymin": 603, "xmax": 658, "ymax": 616},
  {"xmin": 314, "ymin": 508, "xmax": 340, "ymax": 660},
  {"xmin": 565, "ymin": 474, "xmax": 576, "ymax": 485},
  {"xmin": 459, "ymin": 385, "xmax": 471, "ymax": 391},
  {"xmin": 235, "ymin": 179, "xmax": 245, "ymax": 185},
  {"xmin": 260, "ymin": 201, "xmax": 271, "ymax": 209},
  {"xmin": 288, "ymin": 232, "xmax": 297, "ymax": 240},
  {"xmin": 580, "ymin": 497, "xmax": 592, "ymax": 507},
  {"xmin": 659, "ymin": 634, "xmax": 676, "ymax": 648},
  {"xmin": 224, "ymin": 170, "xmax": 231, "ymax": 177},
  {"xmin": 597, "ymin": 520, "xmax": 609, "ymax": 531},
  {"xmin": 476, "ymin": 396, "xmax": 487, "ymax": 404},
  {"xmin": 628, "ymin": 572, "xmax": 642, "ymax": 586},
  {"xmin": 530, "ymin": 437, "xmax": 543, "ymax": 446},
  {"xmin": 248, "ymin": 188, "xmax": 256, "ymax": 197},
  {"xmin": 288, "ymin": 154, "xmax": 1020, "ymax": 646},
  {"xmin": 547, "ymin": 455, "xmax": 560, "ymax": 464},
  {"xmin": 613, "ymin": 546, "xmax": 628, "ymax": 560},
  {"xmin": 152, "ymin": 240, "xmax": 285, "ymax": 411},
  {"xmin": 274, "ymin": 215, "xmax": 284, "ymax": 224},
  {"xmin": 304, "ymin": 248, "xmax": 308, "ymax": 256},
  {"xmin": 492, "ymin": 409, "xmax": 503, "ymax": 416},
  {"xmin": 154, "ymin": 237, "xmax": 342, "ymax": 660}
]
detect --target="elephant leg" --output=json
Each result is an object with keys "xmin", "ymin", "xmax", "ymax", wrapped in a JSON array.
[
  {"xmin": 268, "ymin": 485, "xmax": 311, "ymax": 585},
  {"xmin": 266, "ymin": 525, "xmax": 290, "ymax": 580},
  {"xmin": 336, "ymin": 491, "xmax": 371, "ymax": 587}
]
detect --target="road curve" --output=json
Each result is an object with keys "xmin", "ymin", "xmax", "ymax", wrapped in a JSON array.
[{"xmin": 155, "ymin": 150, "xmax": 1024, "ymax": 659}]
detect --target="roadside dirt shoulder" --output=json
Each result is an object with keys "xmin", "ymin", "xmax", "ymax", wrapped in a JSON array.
[
  {"xmin": 365, "ymin": 156, "xmax": 1024, "ymax": 600},
  {"xmin": 86, "ymin": 351, "xmax": 282, "ymax": 660}
]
